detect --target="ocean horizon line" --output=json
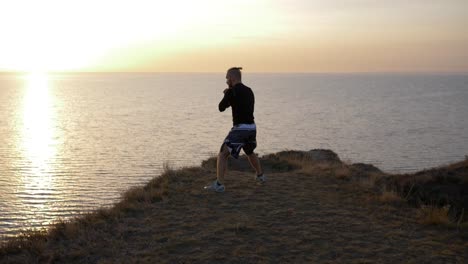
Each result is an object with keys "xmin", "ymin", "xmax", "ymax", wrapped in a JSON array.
[{"xmin": 1, "ymin": 70, "xmax": 468, "ymax": 75}]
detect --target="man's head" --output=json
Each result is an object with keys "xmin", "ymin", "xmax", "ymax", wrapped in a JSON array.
[{"xmin": 226, "ymin": 67, "xmax": 242, "ymax": 88}]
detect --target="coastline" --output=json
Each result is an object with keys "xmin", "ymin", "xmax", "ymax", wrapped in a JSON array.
[{"xmin": 1, "ymin": 149, "xmax": 467, "ymax": 263}]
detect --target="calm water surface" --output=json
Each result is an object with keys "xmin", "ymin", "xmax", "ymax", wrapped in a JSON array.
[{"xmin": 0, "ymin": 72, "xmax": 467, "ymax": 238}]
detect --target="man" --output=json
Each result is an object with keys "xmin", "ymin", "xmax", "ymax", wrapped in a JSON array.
[{"xmin": 204, "ymin": 67, "xmax": 266, "ymax": 193}]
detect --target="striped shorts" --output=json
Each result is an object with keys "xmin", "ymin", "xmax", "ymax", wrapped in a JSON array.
[{"xmin": 221, "ymin": 124, "xmax": 257, "ymax": 159}]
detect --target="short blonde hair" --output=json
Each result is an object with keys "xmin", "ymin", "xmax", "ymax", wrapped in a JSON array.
[{"xmin": 227, "ymin": 67, "xmax": 243, "ymax": 81}]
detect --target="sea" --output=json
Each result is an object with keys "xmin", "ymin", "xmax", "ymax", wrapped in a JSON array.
[{"xmin": 0, "ymin": 72, "xmax": 467, "ymax": 238}]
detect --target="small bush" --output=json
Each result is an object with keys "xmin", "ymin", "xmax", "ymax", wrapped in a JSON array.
[{"xmin": 418, "ymin": 205, "xmax": 450, "ymax": 225}]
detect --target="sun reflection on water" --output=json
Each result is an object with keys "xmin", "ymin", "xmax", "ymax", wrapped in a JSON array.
[{"xmin": 18, "ymin": 72, "xmax": 58, "ymax": 216}]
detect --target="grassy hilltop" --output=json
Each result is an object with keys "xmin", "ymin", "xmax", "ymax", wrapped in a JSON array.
[{"xmin": 1, "ymin": 150, "xmax": 467, "ymax": 263}]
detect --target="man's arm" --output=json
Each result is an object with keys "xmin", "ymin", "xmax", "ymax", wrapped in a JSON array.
[{"xmin": 218, "ymin": 88, "xmax": 232, "ymax": 112}]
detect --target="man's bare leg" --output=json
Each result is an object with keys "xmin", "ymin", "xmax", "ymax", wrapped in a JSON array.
[
  {"xmin": 217, "ymin": 144, "xmax": 230, "ymax": 184},
  {"xmin": 247, "ymin": 153, "xmax": 263, "ymax": 176}
]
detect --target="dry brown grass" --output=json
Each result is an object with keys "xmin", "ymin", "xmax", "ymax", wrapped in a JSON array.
[
  {"xmin": 378, "ymin": 190, "xmax": 405, "ymax": 204},
  {"xmin": 48, "ymin": 219, "xmax": 80, "ymax": 240},
  {"xmin": 287, "ymin": 155, "xmax": 348, "ymax": 179},
  {"xmin": 1, "ymin": 150, "xmax": 467, "ymax": 263},
  {"xmin": 274, "ymin": 151, "xmax": 309, "ymax": 169},
  {"xmin": 0, "ymin": 229, "xmax": 48, "ymax": 256},
  {"xmin": 120, "ymin": 165, "xmax": 170, "ymax": 204},
  {"xmin": 255, "ymin": 150, "xmax": 465, "ymax": 230},
  {"xmin": 0, "ymin": 164, "xmax": 175, "ymax": 262},
  {"xmin": 358, "ymin": 172, "xmax": 381, "ymax": 188},
  {"xmin": 299, "ymin": 162, "xmax": 332, "ymax": 175},
  {"xmin": 418, "ymin": 205, "xmax": 451, "ymax": 225},
  {"xmin": 268, "ymin": 150, "xmax": 343, "ymax": 175},
  {"xmin": 333, "ymin": 165, "xmax": 352, "ymax": 180}
]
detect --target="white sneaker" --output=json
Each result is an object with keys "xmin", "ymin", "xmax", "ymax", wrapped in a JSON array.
[
  {"xmin": 255, "ymin": 174, "xmax": 267, "ymax": 183},
  {"xmin": 204, "ymin": 180, "xmax": 225, "ymax": 193}
]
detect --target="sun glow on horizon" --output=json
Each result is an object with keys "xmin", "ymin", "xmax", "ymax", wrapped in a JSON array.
[
  {"xmin": 1, "ymin": 0, "xmax": 467, "ymax": 73},
  {"xmin": 0, "ymin": 1, "xmax": 219, "ymax": 72}
]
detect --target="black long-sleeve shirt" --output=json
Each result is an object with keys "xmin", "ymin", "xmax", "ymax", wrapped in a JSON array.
[{"xmin": 218, "ymin": 83, "xmax": 255, "ymax": 126}]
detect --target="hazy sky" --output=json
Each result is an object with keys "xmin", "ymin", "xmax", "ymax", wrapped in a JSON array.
[{"xmin": 0, "ymin": 0, "xmax": 467, "ymax": 72}]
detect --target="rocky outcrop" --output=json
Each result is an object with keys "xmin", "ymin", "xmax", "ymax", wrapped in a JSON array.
[
  {"xmin": 264, "ymin": 149, "xmax": 342, "ymax": 164},
  {"xmin": 201, "ymin": 154, "xmax": 299, "ymax": 173},
  {"xmin": 351, "ymin": 163, "xmax": 382, "ymax": 174},
  {"xmin": 202, "ymin": 149, "xmax": 341, "ymax": 173}
]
